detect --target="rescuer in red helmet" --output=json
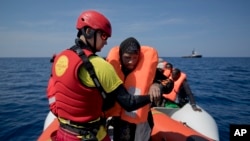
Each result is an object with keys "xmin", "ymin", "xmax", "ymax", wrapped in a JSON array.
[{"xmin": 46, "ymin": 10, "xmax": 161, "ymax": 141}]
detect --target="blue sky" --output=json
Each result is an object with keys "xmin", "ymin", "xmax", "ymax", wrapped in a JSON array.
[{"xmin": 0, "ymin": 0, "xmax": 250, "ymax": 57}]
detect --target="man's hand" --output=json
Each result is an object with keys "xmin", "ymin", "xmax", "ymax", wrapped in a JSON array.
[
  {"xmin": 148, "ymin": 83, "xmax": 161, "ymax": 104},
  {"xmin": 191, "ymin": 104, "xmax": 202, "ymax": 112}
]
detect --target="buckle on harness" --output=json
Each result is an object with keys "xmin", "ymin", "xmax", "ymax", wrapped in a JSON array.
[
  {"xmin": 59, "ymin": 122, "xmax": 99, "ymax": 141},
  {"xmin": 80, "ymin": 130, "xmax": 98, "ymax": 141},
  {"xmin": 58, "ymin": 118, "xmax": 102, "ymax": 141}
]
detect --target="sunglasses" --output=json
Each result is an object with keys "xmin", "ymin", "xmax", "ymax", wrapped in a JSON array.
[{"xmin": 100, "ymin": 31, "xmax": 108, "ymax": 40}]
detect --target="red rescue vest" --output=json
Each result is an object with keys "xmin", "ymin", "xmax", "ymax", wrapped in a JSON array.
[{"xmin": 47, "ymin": 49, "xmax": 103, "ymax": 123}]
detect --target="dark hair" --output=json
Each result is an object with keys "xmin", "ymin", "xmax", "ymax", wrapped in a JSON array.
[
  {"xmin": 119, "ymin": 37, "xmax": 141, "ymax": 57},
  {"xmin": 154, "ymin": 68, "xmax": 167, "ymax": 82},
  {"xmin": 162, "ymin": 79, "xmax": 174, "ymax": 94},
  {"xmin": 172, "ymin": 68, "xmax": 181, "ymax": 81},
  {"xmin": 166, "ymin": 63, "xmax": 173, "ymax": 69}
]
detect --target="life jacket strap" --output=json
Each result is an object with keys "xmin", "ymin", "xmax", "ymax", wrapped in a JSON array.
[{"xmin": 70, "ymin": 45, "xmax": 107, "ymax": 100}]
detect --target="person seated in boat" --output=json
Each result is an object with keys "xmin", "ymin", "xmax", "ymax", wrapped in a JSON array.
[
  {"xmin": 154, "ymin": 69, "xmax": 174, "ymax": 94},
  {"xmin": 153, "ymin": 60, "xmax": 174, "ymax": 107},
  {"xmin": 164, "ymin": 68, "xmax": 202, "ymax": 111},
  {"xmin": 156, "ymin": 58, "xmax": 166, "ymax": 70},
  {"xmin": 164, "ymin": 62, "xmax": 173, "ymax": 77},
  {"xmin": 105, "ymin": 37, "xmax": 170, "ymax": 141},
  {"xmin": 46, "ymin": 10, "xmax": 161, "ymax": 141},
  {"xmin": 156, "ymin": 58, "xmax": 173, "ymax": 78}
]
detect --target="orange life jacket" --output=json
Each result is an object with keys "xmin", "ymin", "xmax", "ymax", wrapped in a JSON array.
[
  {"xmin": 105, "ymin": 46, "xmax": 158, "ymax": 124},
  {"xmin": 163, "ymin": 72, "xmax": 186, "ymax": 101},
  {"xmin": 47, "ymin": 48, "xmax": 103, "ymax": 123}
]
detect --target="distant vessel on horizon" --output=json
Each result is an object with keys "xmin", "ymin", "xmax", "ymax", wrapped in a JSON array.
[{"xmin": 182, "ymin": 49, "xmax": 202, "ymax": 58}]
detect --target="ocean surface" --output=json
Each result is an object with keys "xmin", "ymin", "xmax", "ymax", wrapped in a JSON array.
[{"xmin": 0, "ymin": 57, "xmax": 250, "ymax": 141}]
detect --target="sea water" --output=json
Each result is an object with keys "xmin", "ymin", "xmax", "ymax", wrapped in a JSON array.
[{"xmin": 0, "ymin": 57, "xmax": 250, "ymax": 141}]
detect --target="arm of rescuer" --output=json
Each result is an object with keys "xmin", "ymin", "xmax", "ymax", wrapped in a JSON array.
[
  {"xmin": 105, "ymin": 69, "xmax": 165, "ymax": 110},
  {"xmin": 182, "ymin": 79, "xmax": 202, "ymax": 112},
  {"xmin": 81, "ymin": 56, "xmax": 161, "ymax": 112},
  {"xmin": 103, "ymin": 84, "xmax": 159, "ymax": 112},
  {"xmin": 103, "ymin": 69, "xmax": 162, "ymax": 111}
]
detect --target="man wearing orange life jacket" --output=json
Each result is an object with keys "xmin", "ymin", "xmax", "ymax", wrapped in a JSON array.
[
  {"xmin": 46, "ymin": 10, "xmax": 161, "ymax": 141},
  {"xmin": 105, "ymin": 37, "xmax": 166, "ymax": 141},
  {"xmin": 164, "ymin": 63, "xmax": 173, "ymax": 77},
  {"xmin": 156, "ymin": 58, "xmax": 173, "ymax": 78},
  {"xmin": 153, "ymin": 61, "xmax": 175, "ymax": 107},
  {"xmin": 164, "ymin": 68, "xmax": 202, "ymax": 111}
]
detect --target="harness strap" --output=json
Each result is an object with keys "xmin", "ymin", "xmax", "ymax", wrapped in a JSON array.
[
  {"xmin": 58, "ymin": 117, "xmax": 101, "ymax": 128},
  {"xmin": 59, "ymin": 122, "xmax": 98, "ymax": 141},
  {"xmin": 58, "ymin": 117, "xmax": 103, "ymax": 141},
  {"xmin": 70, "ymin": 45, "xmax": 107, "ymax": 99}
]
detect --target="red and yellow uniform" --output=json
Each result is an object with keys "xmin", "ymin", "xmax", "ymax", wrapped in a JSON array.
[{"xmin": 45, "ymin": 48, "xmax": 123, "ymax": 141}]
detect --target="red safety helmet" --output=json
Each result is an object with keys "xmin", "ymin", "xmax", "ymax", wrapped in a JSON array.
[{"xmin": 76, "ymin": 10, "xmax": 112, "ymax": 37}]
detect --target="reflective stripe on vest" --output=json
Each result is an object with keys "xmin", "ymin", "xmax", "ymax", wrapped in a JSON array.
[{"xmin": 48, "ymin": 96, "xmax": 56, "ymax": 105}]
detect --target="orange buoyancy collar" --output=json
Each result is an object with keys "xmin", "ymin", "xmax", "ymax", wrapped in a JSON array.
[
  {"xmin": 105, "ymin": 46, "xmax": 158, "ymax": 124},
  {"xmin": 163, "ymin": 72, "xmax": 186, "ymax": 101},
  {"xmin": 47, "ymin": 48, "xmax": 103, "ymax": 123}
]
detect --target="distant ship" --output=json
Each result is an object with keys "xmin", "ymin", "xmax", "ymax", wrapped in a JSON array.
[{"xmin": 182, "ymin": 49, "xmax": 202, "ymax": 58}]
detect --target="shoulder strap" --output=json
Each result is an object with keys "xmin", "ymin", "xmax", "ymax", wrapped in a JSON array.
[{"xmin": 70, "ymin": 45, "xmax": 107, "ymax": 99}]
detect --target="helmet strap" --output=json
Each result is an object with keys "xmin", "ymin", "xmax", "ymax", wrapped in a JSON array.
[
  {"xmin": 93, "ymin": 32, "xmax": 97, "ymax": 53},
  {"xmin": 81, "ymin": 28, "xmax": 97, "ymax": 53},
  {"xmin": 81, "ymin": 28, "xmax": 95, "ymax": 39}
]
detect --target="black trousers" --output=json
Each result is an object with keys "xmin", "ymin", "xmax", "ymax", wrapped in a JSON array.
[{"xmin": 112, "ymin": 111, "xmax": 154, "ymax": 141}]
